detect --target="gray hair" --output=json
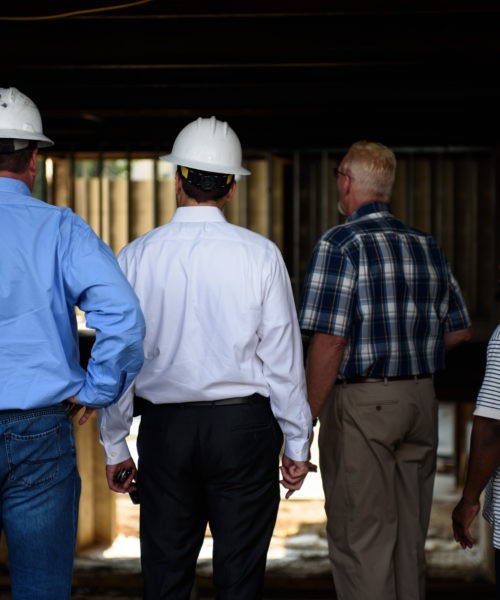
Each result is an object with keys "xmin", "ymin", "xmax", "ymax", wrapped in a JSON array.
[{"xmin": 342, "ymin": 141, "xmax": 396, "ymax": 201}]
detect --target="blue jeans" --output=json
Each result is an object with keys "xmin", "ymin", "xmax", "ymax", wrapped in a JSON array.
[{"xmin": 0, "ymin": 404, "xmax": 81, "ymax": 599}]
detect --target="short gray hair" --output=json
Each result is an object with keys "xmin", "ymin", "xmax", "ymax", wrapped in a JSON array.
[{"xmin": 342, "ymin": 141, "xmax": 396, "ymax": 201}]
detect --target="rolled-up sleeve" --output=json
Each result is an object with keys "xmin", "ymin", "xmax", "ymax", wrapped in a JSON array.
[{"xmin": 64, "ymin": 217, "xmax": 145, "ymax": 408}]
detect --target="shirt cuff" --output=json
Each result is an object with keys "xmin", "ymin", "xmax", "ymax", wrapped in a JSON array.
[
  {"xmin": 103, "ymin": 439, "xmax": 131, "ymax": 465},
  {"xmin": 283, "ymin": 438, "xmax": 310, "ymax": 462}
]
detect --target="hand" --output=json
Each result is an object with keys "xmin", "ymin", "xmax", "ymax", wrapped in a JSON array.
[
  {"xmin": 66, "ymin": 396, "xmax": 95, "ymax": 425},
  {"xmin": 452, "ymin": 496, "xmax": 480, "ymax": 549},
  {"xmin": 280, "ymin": 454, "xmax": 317, "ymax": 499},
  {"xmin": 106, "ymin": 458, "xmax": 137, "ymax": 494}
]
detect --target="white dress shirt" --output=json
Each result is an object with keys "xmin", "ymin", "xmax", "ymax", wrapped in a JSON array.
[{"xmin": 99, "ymin": 206, "xmax": 311, "ymax": 464}]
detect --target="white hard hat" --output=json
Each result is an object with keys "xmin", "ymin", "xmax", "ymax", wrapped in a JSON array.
[
  {"xmin": 161, "ymin": 116, "xmax": 250, "ymax": 176},
  {"xmin": 0, "ymin": 87, "xmax": 54, "ymax": 148}
]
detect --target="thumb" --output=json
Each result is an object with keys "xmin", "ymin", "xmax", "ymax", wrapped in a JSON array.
[{"xmin": 78, "ymin": 407, "xmax": 95, "ymax": 426}]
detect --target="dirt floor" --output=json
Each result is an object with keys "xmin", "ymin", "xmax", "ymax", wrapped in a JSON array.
[
  {"xmin": 68, "ymin": 408, "xmax": 496, "ymax": 598},
  {"xmin": 1, "ymin": 407, "xmax": 496, "ymax": 598},
  {"xmin": 64, "ymin": 468, "xmax": 494, "ymax": 599}
]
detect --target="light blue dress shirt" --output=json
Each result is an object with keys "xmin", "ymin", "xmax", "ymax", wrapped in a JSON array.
[{"xmin": 0, "ymin": 176, "xmax": 145, "ymax": 410}]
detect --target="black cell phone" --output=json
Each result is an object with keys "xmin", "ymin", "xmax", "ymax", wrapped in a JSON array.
[
  {"xmin": 115, "ymin": 467, "xmax": 132, "ymax": 484},
  {"xmin": 114, "ymin": 468, "xmax": 140, "ymax": 504}
]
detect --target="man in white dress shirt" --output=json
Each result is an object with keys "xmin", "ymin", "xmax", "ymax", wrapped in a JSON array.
[{"xmin": 99, "ymin": 116, "xmax": 313, "ymax": 599}]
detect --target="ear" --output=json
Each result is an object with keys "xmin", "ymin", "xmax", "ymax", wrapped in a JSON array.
[
  {"xmin": 29, "ymin": 148, "xmax": 38, "ymax": 178},
  {"xmin": 216, "ymin": 180, "xmax": 237, "ymax": 210},
  {"xmin": 175, "ymin": 171, "xmax": 182, "ymax": 195},
  {"xmin": 340, "ymin": 172, "xmax": 351, "ymax": 194},
  {"xmin": 226, "ymin": 180, "xmax": 238, "ymax": 201}
]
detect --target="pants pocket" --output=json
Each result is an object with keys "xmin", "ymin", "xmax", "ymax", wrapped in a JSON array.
[{"xmin": 6, "ymin": 424, "xmax": 62, "ymax": 487}]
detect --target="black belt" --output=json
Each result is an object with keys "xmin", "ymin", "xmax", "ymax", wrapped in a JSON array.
[
  {"xmin": 135, "ymin": 393, "xmax": 268, "ymax": 409},
  {"xmin": 337, "ymin": 375, "xmax": 432, "ymax": 384}
]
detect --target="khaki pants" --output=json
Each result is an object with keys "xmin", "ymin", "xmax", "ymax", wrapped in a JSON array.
[{"xmin": 319, "ymin": 378, "xmax": 437, "ymax": 600}]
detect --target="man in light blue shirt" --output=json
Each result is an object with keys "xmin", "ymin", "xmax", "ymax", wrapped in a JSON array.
[{"xmin": 0, "ymin": 87, "xmax": 145, "ymax": 599}]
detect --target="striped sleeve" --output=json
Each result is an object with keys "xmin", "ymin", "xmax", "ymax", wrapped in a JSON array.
[{"xmin": 474, "ymin": 325, "xmax": 500, "ymax": 419}]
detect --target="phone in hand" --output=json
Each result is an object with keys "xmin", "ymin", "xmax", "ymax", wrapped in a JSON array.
[{"xmin": 114, "ymin": 467, "xmax": 140, "ymax": 504}]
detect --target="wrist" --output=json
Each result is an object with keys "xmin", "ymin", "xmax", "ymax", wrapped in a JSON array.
[{"xmin": 461, "ymin": 494, "xmax": 480, "ymax": 506}]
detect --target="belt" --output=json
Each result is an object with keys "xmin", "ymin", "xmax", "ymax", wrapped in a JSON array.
[
  {"xmin": 136, "ymin": 393, "xmax": 268, "ymax": 409},
  {"xmin": 337, "ymin": 375, "xmax": 432, "ymax": 384}
]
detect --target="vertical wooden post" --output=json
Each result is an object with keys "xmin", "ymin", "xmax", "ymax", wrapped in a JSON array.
[
  {"xmin": 130, "ymin": 180, "xmax": 154, "ymax": 240},
  {"xmin": 74, "ymin": 411, "xmax": 116, "ymax": 551},
  {"xmin": 157, "ymin": 179, "xmax": 176, "ymax": 226},
  {"xmin": 271, "ymin": 158, "xmax": 284, "ymax": 250},
  {"xmin": 246, "ymin": 159, "xmax": 269, "ymax": 237},
  {"xmin": 109, "ymin": 178, "xmax": 129, "ymax": 255}
]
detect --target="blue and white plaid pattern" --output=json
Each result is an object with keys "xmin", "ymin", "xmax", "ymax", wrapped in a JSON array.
[{"xmin": 299, "ymin": 202, "xmax": 471, "ymax": 377}]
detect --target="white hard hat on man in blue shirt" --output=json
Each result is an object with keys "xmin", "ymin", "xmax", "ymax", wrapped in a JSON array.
[{"xmin": 0, "ymin": 87, "xmax": 54, "ymax": 153}]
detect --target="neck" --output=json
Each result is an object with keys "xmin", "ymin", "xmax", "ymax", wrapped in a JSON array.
[
  {"xmin": 177, "ymin": 195, "xmax": 229, "ymax": 211},
  {"xmin": 0, "ymin": 170, "xmax": 34, "ymax": 191}
]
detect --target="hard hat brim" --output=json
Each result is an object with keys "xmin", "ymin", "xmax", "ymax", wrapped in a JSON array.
[
  {"xmin": 160, "ymin": 152, "xmax": 251, "ymax": 176},
  {"xmin": 0, "ymin": 128, "xmax": 54, "ymax": 147}
]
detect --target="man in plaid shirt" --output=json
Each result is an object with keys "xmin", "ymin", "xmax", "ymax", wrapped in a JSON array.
[{"xmin": 299, "ymin": 140, "xmax": 472, "ymax": 600}]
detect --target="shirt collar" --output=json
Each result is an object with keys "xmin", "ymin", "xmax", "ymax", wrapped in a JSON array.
[
  {"xmin": 171, "ymin": 206, "xmax": 228, "ymax": 223},
  {"xmin": 0, "ymin": 176, "xmax": 32, "ymax": 198},
  {"xmin": 347, "ymin": 200, "xmax": 391, "ymax": 222}
]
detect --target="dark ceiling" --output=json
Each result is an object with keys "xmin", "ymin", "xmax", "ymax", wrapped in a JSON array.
[{"xmin": 2, "ymin": 0, "xmax": 500, "ymax": 154}]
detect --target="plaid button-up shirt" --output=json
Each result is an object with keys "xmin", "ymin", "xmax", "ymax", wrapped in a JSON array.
[{"xmin": 299, "ymin": 201, "xmax": 471, "ymax": 377}]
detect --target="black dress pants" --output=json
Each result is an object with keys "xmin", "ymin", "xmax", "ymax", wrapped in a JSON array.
[{"xmin": 137, "ymin": 396, "xmax": 283, "ymax": 600}]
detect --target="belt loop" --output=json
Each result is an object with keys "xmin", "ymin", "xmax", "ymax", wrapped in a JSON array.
[{"xmin": 383, "ymin": 377, "xmax": 388, "ymax": 386}]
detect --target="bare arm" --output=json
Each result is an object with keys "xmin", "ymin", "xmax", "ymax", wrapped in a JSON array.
[
  {"xmin": 452, "ymin": 416, "xmax": 500, "ymax": 548},
  {"xmin": 444, "ymin": 327, "xmax": 472, "ymax": 352},
  {"xmin": 306, "ymin": 332, "xmax": 347, "ymax": 418}
]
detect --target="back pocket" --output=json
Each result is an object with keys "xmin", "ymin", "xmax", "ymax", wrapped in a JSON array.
[{"xmin": 6, "ymin": 425, "xmax": 61, "ymax": 487}]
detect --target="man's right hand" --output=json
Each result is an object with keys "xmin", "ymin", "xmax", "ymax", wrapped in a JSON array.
[
  {"xmin": 452, "ymin": 496, "xmax": 480, "ymax": 549},
  {"xmin": 106, "ymin": 458, "xmax": 137, "ymax": 494}
]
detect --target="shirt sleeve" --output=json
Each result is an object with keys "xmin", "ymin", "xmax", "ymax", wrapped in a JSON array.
[
  {"xmin": 474, "ymin": 325, "xmax": 500, "ymax": 420},
  {"xmin": 98, "ymin": 385, "xmax": 135, "ymax": 464},
  {"xmin": 256, "ymin": 245, "xmax": 312, "ymax": 461},
  {"xmin": 63, "ymin": 213, "xmax": 145, "ymax": 408},
  {"xmin": 298, "ymin": 238, "xmax": 356, "ymax": 337},
  {"xmin": 443, "ymin": 269, "xmax": 472, "ymax": 333}
]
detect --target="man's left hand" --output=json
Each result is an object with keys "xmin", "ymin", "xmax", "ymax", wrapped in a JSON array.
[
  {"xmin": 66, "ymin": 396, "xmax": 95, "ymax": 425},
  {"xmin": 280, "ymin": 455, "xmax": 317, "ymax": 499},
  {"xmin": 452, "ymin": 496, "xmax": 480, "ymax": 549}
]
